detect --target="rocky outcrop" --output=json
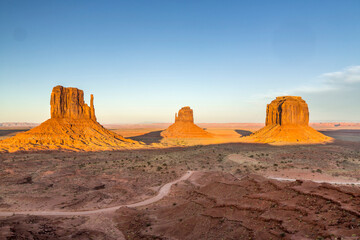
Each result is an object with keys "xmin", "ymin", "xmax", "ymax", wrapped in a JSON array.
[
  {"xmin": 161, "ymin": 106, "xmax": 213, "ymax": 138},
  {"xmin": 243, "ymin": 96, "xmax": 332, "ymax": 144},
  {"xmin": 175, "ymin": 107, "xmax": 194, "ymax": 123},
  {"xmin": 116, "ymin": 171, "xmax": 360, "ymax": 240},
  {"xmin": 50, "ymin": 85, "xmax": 96, "ymax": 120},
  {"xmin": 0, "ymin": 86, "xmax": 141, "ymax": 152},
  {"xmin": 265, "ymin": 96, "xmax": 309, "ymax": 126}
]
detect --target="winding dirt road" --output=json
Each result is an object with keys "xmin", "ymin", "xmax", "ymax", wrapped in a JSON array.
[
  {"xmin": 0, "ymin": 171, "xmax": 194, "ymax": 217},
  {"xmin": 1, "ymin": 171, "xmax": 358, "ymax": 217}
]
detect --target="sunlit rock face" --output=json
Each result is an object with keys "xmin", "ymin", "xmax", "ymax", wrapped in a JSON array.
[
  {"xmin": 175, "ymin": 106, "xmax": 194, "ymax": 123},
  {"xmin": 243, "ymin": 96, "xmax": 333, "ymax": 144},
  {"xmin": 0, "ymin": 86, "xmax": 140, "ymax": 152},
  {"xmin": 266, "ymin": 96, "xmax": 309, "ymax": 126},
  {"xmin": 161, "ymin": 106, "xmax": 213, "ymax": 138},
  {"xmin": 50, "ymin": 85, "xmax": 96, "ymax": 120}
]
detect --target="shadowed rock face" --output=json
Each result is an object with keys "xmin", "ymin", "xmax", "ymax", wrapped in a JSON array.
[
  {"xmin": 243, "ymin": 96, "xmax": 332, "ymax": 144},
  {"xmin": 161, "ymin": 106, "xmax": 212, "ymax": 138},
  {"xmin": 50, "ymin": 86, "xmax": 96, "ymax": 121},
  {"xmin": 0, "ymin": 86, "xmax": 140, "ymax": 152},
  {"xmin": 266, "ymin": 96, "xmax": 309, "ymax": 126}
]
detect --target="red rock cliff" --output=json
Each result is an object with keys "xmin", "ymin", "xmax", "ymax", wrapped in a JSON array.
[
  {"xmin": 175, "ymin": 106, "xmax": 194, "ymax": 123},
  {"xmin": 265, "ymin": 96, "xmax": 309, "ymax": 126},
  {"xmin": 50, "ymin": 85, "xmax": 96, "ymax": 121},
  {"xmin": 0, "ymin": 85, "xmax": 140, "ymax": 152},
  {"xmin": 242, "ymin": 96, "xmax": 332, "ymax": 144}
]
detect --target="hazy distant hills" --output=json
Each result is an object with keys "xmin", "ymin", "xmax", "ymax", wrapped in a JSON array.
[
  {"xmin": 0, "ymin": 122, "xmax": 39, "ymax": 127},
  {"xmin": 1, "ymin": 122, "xmax": 360, "ymax": 130}
]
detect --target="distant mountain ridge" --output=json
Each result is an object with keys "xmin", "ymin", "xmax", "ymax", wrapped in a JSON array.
[
  {"xmin": 0, "ymin": 122, "xmax": 39, "ymax": 127},
  {"xmin": 1, "ymin": 122, "xmax": 360, "ymax": 129}
]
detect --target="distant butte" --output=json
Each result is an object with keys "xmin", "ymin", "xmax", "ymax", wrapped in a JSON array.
[
  {"xmin": 161, "ymin": 106, "xmax": 213, "ymax": 138},
  {"xmin": 243, "ymin": 96, "xmax": 333, "ymax": 144},
  {"xmin": 0, "ymin": 85, "xmax": 140, "ymax": 152}
]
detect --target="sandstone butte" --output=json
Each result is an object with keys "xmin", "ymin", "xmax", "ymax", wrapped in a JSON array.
[
  {"xmin": 0, "ymin": 86, "xmax": 141, "ymax": 152},
  {"xmin": 161, "ymin": 106, "xmax": 213, "ymax": 138},
  {"xmin": 242, "ymin": 96, "xmax": 333, "ymax": 144}
]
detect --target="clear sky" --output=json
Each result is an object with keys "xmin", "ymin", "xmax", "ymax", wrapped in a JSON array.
[{"xmin": 0, "ymin": 0, "xmax": 360, "ymax": 124}]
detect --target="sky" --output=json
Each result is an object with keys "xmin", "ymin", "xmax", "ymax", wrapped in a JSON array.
[{"xmin": 0, "ymin": 0, "xmax": 360, "ymax": 124}]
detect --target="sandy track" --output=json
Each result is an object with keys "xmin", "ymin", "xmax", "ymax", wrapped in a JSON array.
[
  {"xmin": 0, "ymin": 171, "xmax": 193, "ymax": 217},
  {"xmin": 1, "ymin": 171, "xmax": 358, "ymax": 217}
]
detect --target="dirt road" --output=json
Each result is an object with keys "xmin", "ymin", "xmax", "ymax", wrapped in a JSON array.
[
  {"xmin": 1, "ymin": 171, "xmax": 359, "ymax": 217},
  {"xmin": 0, "ymin": 171, "xmax": 194, "ymax": 217}
]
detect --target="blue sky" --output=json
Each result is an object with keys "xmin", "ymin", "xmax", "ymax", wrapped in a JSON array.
[{"xmin": 0, "ymin": 0, "xmax": 360, "ymax": 123}]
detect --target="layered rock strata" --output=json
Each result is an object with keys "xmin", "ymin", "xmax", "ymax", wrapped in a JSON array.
[
  {"xmin": 265, "ymin": 96, "xmax": 309, "ymax": 126},
  {"xmin": 0, "ymin": 86, "xmax": 140, "ymax": 152},
  {"xmin": 50, "ymin": 85, "xmax": 96, "ymax": 120},
  {"xmin": 243, "ymin": 96, "xmax": 332, "ymax": 144},
  {"xmin": 161, "ymin": 106, "xmax": 213, "ymax": 138}
]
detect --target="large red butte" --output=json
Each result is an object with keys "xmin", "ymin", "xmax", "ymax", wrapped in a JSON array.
[{"xmin": 244, "ymin": 96, "xmax": 332, "ymax": 144}]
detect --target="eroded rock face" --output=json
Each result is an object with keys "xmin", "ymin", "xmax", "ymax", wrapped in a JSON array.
[
  {"xmin": 175, "ymin": 106, "xmax": 194, "ymax": 123},
  {"xmin": 0, "ymin": 85, "xmax": 140, "ymax": 152},
  {"xmin": 161, "ymin": 106, "xmax": 212, "ymax": 138},
  {"xmin": 50, "ymin": 85, "xmax": 96, "ymax": 120},
  {"xmin": 243, "ymin": 96, "xmax": 332, "ymax": 144},
  {"xmin": 266, "ymin": 96, "xmax": 309, "ymax": 126},
  {"xmin": 116, "ymin": 171, "xmax": 360, "ymax": 240}
]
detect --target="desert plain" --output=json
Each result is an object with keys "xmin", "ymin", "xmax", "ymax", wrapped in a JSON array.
[
  {"xmin": 0, "ymin": 87, "xmax": 359, "ymax": 240},
  {"xmin": 3, "ymin": 0, "xmax": 360, "ymax": 238},
  {"xmin": 0, "ymin": 122, "xmax": 360, "ymax": 239}
]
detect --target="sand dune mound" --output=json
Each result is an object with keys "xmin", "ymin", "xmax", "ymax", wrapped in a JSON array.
[
  {"xmin": 0, "ymin": 86, "xmax": 140, "ymax": 152},
  {"xmin": 243, "ymin": 96, "xmax": 332, "ymax": 144},
  {"xmin": 161, "ymin": 106, "xmax": 213, "ymax": 138}
]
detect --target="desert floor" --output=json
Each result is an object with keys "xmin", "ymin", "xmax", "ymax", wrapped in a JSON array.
[{"xmin": 0, "ymin": 124, "xmax": 359, "ymax": 239}]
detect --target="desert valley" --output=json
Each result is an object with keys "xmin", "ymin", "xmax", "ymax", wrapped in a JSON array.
[
  {"xmin": 1, "ymin": 1, "xmax": 360, "ymax": 239},
  {"xmin": 0, "ymin": 86, "xmax": 359, "ymax": 239}
]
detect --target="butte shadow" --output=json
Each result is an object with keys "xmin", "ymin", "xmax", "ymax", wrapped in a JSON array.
[
  {"xmin": 241, "ymin": 96, "xmax": 333, "ymax": 144},
  {"xmin": 161, "ymin": 106, "xmax": 213, "ymax": 139},
  {"xmin": 0, "ymin": 129, "xmax": 30, "ymax": 137},
  {"xmin": 128, "ymin": 130, "xmax": 164, "ymax": 144},
  {"xmin": 234, "ymin": 129, "xmax": 253, "ymax": 137},
  {"xmin": 0, "ymin": 86, "xmax": 142, "ymax": 152}
]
